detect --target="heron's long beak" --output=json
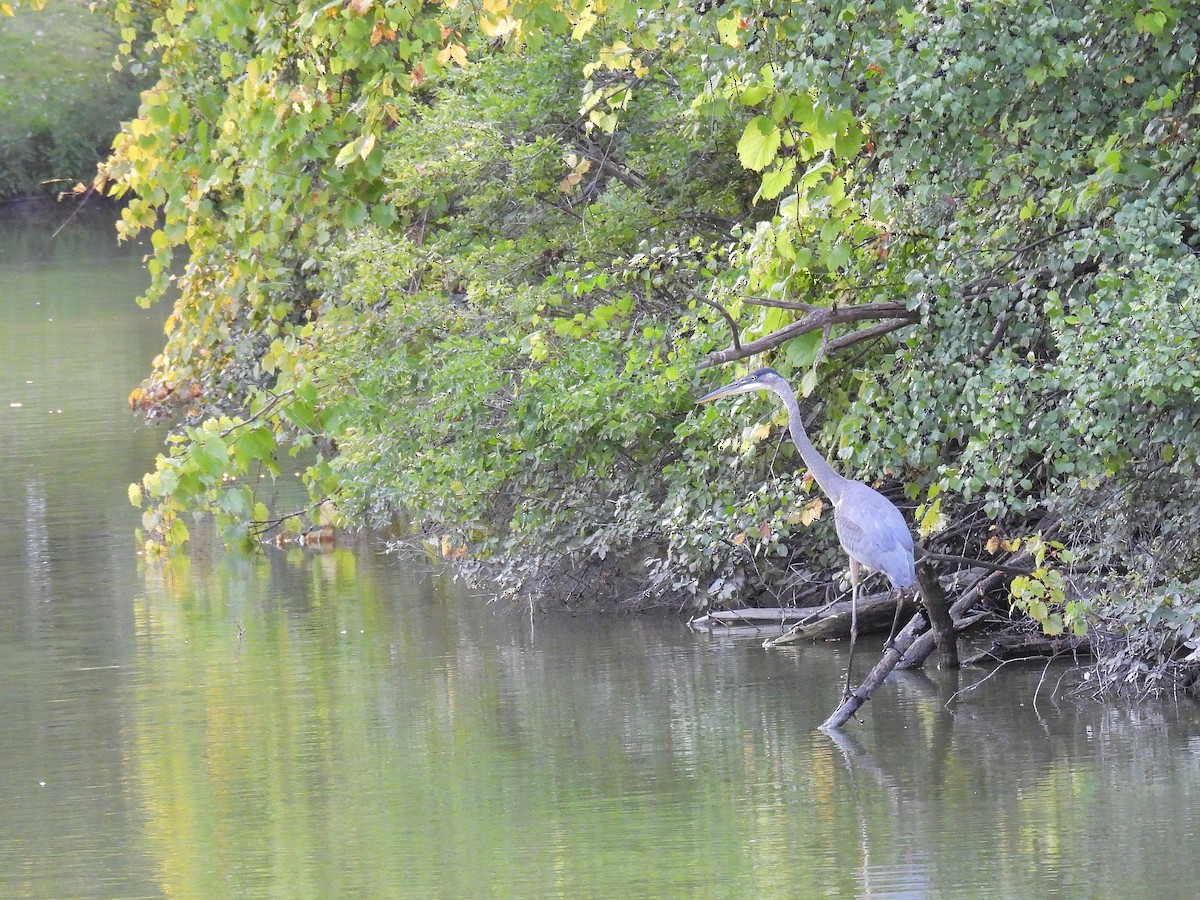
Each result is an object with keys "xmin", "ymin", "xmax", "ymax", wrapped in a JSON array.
[{"xmin": 697, "ymin": 377, "xmax": 757, "ymax": 403}]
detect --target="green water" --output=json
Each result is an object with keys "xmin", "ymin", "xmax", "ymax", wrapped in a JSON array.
[{"xmin": 3, "ymin": 211, "xmax": 1200, "ymax": 898}]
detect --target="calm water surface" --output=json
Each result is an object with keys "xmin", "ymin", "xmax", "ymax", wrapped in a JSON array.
[{"xmin": 3, "ymin": 212, "xmax": 1200, "ymax": 898}]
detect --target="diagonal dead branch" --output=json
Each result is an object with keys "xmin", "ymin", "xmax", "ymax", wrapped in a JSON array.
[{"xmin": 699, "ymin": 302, "xmax": 917, "ymax": 369}]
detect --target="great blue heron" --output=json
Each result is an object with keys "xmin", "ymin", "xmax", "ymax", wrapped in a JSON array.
[{"xmin": 698, "ymin": 367, "xmax": 916, "ymax": 697}]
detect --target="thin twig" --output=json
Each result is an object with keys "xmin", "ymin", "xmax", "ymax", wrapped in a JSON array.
[{"xmin": 688, "ymin": 289, "xmax": 741, "ymax": 351}]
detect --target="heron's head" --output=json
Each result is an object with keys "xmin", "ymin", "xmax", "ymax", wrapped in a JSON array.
[{"xmin": 697, "ymin": 367, "xmax": 786, "ymax": 404}]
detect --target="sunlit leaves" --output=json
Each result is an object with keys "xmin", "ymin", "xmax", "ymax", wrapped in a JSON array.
[
  {"xmin": 736, "ymin": 116, "xmax": 780, "ymax": 172},
  {"xmin": 1008, "ymin": 538, "xmax": 1085, "ymax": 638},
  {"xmin": 756, "ymin": 158, "xmax": 795, "ymax": 201},
  {"xmin": 1, "ymin": 0, "xmax": 47, "ymax": 15}
]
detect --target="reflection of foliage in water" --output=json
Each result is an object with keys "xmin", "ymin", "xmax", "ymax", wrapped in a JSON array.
[
  {"xmin": 125, "ymin": 544, "xmax": 1200, "ymax": 895},
  {"xmin": 125, "ymin": 546, "xmax": 862, "ymax": 896}
]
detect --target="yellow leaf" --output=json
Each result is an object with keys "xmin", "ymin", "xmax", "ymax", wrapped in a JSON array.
[
  {"xmin": 438, "ymin": 42, "xmax": 468, "ymax": 67},
  {"xmin": 1001, "ymin": 538, "xmax": 1022, "ymax": 552},
  {"xmin": 985, "ymin": 535, "xmax": 1001, "ymax": 554},
  {"xmin": 732, "ymin": 531, "xmax": 746, "ymax": 546},
  {"xmin": 799, "ymin": 497, "xmax": 824, "ymax": 526},
  {"xmin": 572, "ymin": 8, "xmax": 597, "ymax": 40},
  {"xmin": 358, "ymin": 133, "xmax": 376, "ymax": 160},
  {"xmin": 127, "ymin": 483, "xmax": 142, "ymax": 507},
  {"xmin": 919, "ymin": 496, "xmax": 944, "ymax": 537},
  {"xmin": 482, "ymin": 13, "xmax": 519, "ymax": 37},
  {"xmin": 439, "ymin": 535, "xmax": 468, "ymax": 559}
]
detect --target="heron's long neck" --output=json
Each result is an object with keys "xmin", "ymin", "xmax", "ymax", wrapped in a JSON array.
[{"xmin": 775, "ymin": 384, "xmax": 847, "ymax": 505}]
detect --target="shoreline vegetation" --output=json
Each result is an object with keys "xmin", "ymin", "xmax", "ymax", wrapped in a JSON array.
[
  {"xmin": 13, "ymin": 1, "xmax": 1200, "ymax": 709},
  {"xmin": 0, "ymin": 0, "xmax": 143, "ymax": 202}
]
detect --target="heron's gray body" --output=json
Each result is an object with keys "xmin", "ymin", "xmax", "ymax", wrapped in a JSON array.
[{"xmin": 833, "ymin": 480, "xmax": 916, "ymax": 592}]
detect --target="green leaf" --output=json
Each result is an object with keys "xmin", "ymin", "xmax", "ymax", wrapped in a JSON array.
[
  {"xmin": 716, "ymin": 16, "xmax": 742, "ymax": 47},
  {"xmin": 784, "ymin": 331, "xmax": 822, "ymax": 369},
  {"xmin": 335, "ymin": 138, "xmax": 362, "ymax": 169},
  {"xmin": 1134, "ymin": 9, "xmax": 1167, "ymax": 34},
  {"xmin": 738, "ymin": 116, "xmax": 782, "ymax": 172},
  {"xmin": 234, "ymin": 425, "xmax": 278, "ymax": 471},
  {"xmin": 799, "ymin": 368, "xmax": 819, "ymax": 397},
  {"xmin": 757, "ymin": 157, "xmax": 796, "ymax": 201},
  {"xmin": 740, "ymin": 84, "xmax": 770, "ymax": 106}
]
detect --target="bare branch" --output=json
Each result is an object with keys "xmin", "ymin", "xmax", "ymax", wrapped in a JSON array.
[
  {"xmin": 699, "ymin": 302, "xmax": 916, "ymax": 369},
  {"xmin": 825, "ymin": 317, "xmax": 915, "ymax": 354},
  {"xmin": 687, "ymin": 289, "xmax": 741, "ymax": 351},
  {"xmin": 742, "ymin": 295, "xmax": 820, "ymax": 312}
]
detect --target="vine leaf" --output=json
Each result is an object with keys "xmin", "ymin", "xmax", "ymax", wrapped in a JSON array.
[{"xmin": 737, "ymin": 115, "xmax": 781, "ymax": 172}]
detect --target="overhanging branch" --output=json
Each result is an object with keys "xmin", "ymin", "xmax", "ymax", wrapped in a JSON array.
[{"xmin": 698, "ymin": 302, "xmax": 917, "ymax": 369}]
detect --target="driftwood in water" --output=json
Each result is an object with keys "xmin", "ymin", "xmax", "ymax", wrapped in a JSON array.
[
  {"xmin": 762, "ymin": 566, "xmax": 993, "ymax": 651},
  {"xmin": 820, "ymin": 540, "xmax": 1055, "ymax": 729},
  {"xmin": 896, "ymin": 547, "xmax": 1037, "ymax": 671},
  {"xmin": 692, "ymin": 607, "xmax": 807, "ymax": 623},
  {"xmin": 819, "ymin": 567, "xmax": 961, "ymax": 730},
  {"xmin": 821, "ymin": 612, "xmax": 929, "ymax": 730},
  {"xmin": 962, "ymin": 634, "xmax": 1092, "ymax": 665},
  {"xmin": 687, "ymin": 608, "xmax": 811, "ymax": 638}
]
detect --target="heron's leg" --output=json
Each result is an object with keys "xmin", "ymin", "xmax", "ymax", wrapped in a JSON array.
[
  {"xmin": 844, "ymin": 557, "xmax": 861, "ymax": 700},
  {"xmin": 885, "ymin": 588, "xmax": 906, "ymax": 649}
]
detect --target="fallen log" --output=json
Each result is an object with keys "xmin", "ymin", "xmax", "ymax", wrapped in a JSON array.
[
  {"xmin": 762, "ymin": 592, "xmax": 920, "ymax": 647},
  {"xmin": 688, "ymin": 608, "xmax": 810, "ymax": 629},
  {"xmin": 916, "ymin": 560, "xmax": 958, "ymax": 668},
  {"xmin": 761, "ymin": 567, "xmax": 986, "ymax": 650},
  {"xmin": 821, "ymin": 536, "xmax": 1056, "ymax": 728},
  {"xmin": 897, "ymin": 547, "xmax": 1037, "ymax": 670}
]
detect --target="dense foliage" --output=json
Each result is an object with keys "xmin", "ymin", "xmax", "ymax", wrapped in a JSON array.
[{"xmin": 108, "ymin": 0, "xmax": 1200, "ymax": 685}]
